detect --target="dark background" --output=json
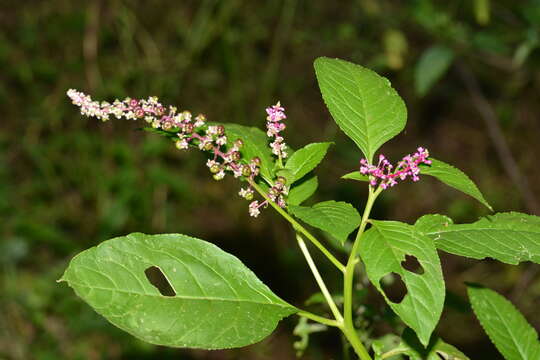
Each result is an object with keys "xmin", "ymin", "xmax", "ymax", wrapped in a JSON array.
[{"xmin": 1, "ymin": 1, "xmax": 539, "ymax": 359}]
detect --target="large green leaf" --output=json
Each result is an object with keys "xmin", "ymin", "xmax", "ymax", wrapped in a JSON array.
[
  {"xmin": 468, "ymin": 285, "xmax": 540, "ymax": 360},
  {"xmin": 414, "ymin": 45, "xmax": 455, "ymax": 97},
  {"xmin": 314, "ymin": 57, "xmax": 407, "ymax": 162},
  {"xmin": 284, "ymin": 142, "xmax": 332, "ymax": 184},
  {"xmin": 288, "ymin": 175, "xmax": 318, "ymax": 206},
  {"xmin": 360, "ymin": 221, "xmax": 445, "ymax": 346},
  {"xmin": 224, "ymin": 124, "xmax": 275, "ymax": 183},
  {"xmin": 59, "ymin": 233, "xmax": 297, "ymax": 349},
  {"xmin": 416, "ymin": 212, "xmax": 540, "ymax": 265},
  {"xmin": 420, "ymin": 158, "xmax": 492, "ymax": 210},
  {"xmin": 289, "ymin": 200, "xmax": 361, "ymax": 245}
]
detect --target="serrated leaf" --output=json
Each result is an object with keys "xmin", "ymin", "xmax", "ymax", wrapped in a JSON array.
[
  {"xmin": 417, "ymin": 212, "xmax": 540, "ymax": 265},
  {"xmin": 341, "ymin": 171, "xmax": 370, "ymax": 182},
  {"xmin": 420, "ymin": 158, "xmax": 492, "ymax": 210},
  {"xmin": 288, "ymin": 175, "xmax": 318, "ymax": 206},
  {"xmin": 414, "ymin": 46, "xmax": 455, "ymax": 97},
  {"xmin": 360, "ymin": 221, "xmax": 445, "ymax": 346},
  {"xmin": 395, "ymin": 328, "xmax": 470, "ymax": 360},
  {"xmin": 59, "ymin": 233, "xmax": 297, "ymax": 349},
  {"xmin": 468, "ymin": 285, "xmax": 540, "ymax": 360},
  {"xmin": 284, "ymin": 142, "xmax": 332, "ymax": 184},
  {"xmin": 314, "ymin": 57, "xmax": 407, "ymax": 162},
  {"xmin": 224, "ymin": 124, "xmax": 275, "ymax": 183},
  {"xmin": 289, "ymin": 201, "xmax": 361, "ymax": 245}
]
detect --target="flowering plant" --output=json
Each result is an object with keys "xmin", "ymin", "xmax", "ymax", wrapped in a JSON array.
[{"xmin": 60, "ymin": 57, "xmax": 540, "ymax": 359}]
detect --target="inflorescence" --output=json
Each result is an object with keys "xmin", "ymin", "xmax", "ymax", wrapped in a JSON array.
[
  {"xmin": 359, "ymin": 147, "xmax": 432, "ymax": 189},
  {"xmin": 266, "ymin": 102, "xmax": 288, "ymax": 159},
  {"xmin": 67, "ymin": 89, "xmax": 288, "ymax": 218}
]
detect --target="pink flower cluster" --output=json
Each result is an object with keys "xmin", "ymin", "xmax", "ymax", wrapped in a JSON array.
[
  {"xmin": 248, "ymin": 176, "xmax": 288, "ymax": 217},
  {"xmin": 266, "ymin": 102, "xmax": 288, "ymax": 159},
  {"xmin": 360, "ymin": 147, "xmax": 432, "ymax": 189},
  {"xmin": 67, "ymin": 89, "xmax": 261, "ymax": 211}
]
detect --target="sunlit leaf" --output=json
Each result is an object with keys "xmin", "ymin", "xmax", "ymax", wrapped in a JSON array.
[
  {"xmin": 284, "ymin": 142, "xmax": 332, "ymax": 184},
  {"xmin": 288, "ymin": 175, "xmax": 318, "ymax": 206},
  {"xmin": 416, "ymin": 212, "xmax": 540, "ymax": 265},
  {"xmin": 360, "ymin": 221, "xmax": 445, "ymax": 346},
  {"xmin": 468, "ymin": 284, "xmax": 540, "ymax": 360},
  {"xmin": 59, "ymin": 233, "xmax": 297, "ymax": 349},
  {"xmin": 314, "ymin": 57, "xmax": 407, "ymax": 162},
  {"xmin": 289, "ymin": 200, "xmax": 361, "ymax": 245}
]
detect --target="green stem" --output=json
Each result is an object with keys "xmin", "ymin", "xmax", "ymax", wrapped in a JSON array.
[
  {"xmin": 249, "ymin": 179, "xmax": 345, "ymax": 272},
  {"xmin": 296, "ymin": 234, "xmax": 343, "ymax": 323},
  {"xmin": 342, "ymin": 185, "xmax": 382, "ymax": 360},
  {"xmin": 297, "ymin": 310, "xmax": 340, "ymax": 327}
]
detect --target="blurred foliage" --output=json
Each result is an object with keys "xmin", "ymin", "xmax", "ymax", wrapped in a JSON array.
[{"xmin": 1, "ymin": 0, "xmax": 540, "ymax": 359}]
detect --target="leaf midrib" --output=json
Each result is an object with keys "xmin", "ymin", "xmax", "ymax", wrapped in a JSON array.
[{"xmin": 66, "ymin": 281, "xmax": 293, "ymax": 308}]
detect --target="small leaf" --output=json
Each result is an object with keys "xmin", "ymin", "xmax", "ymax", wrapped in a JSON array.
[
  {"xmin": 341, "ymin": 171, "xmax": 370, "ymax": 182},
  {"xmin": 284, "ymin": 142, "xmax": 332, "ymax": 184},
  {"xmin": 224, "ymin": 124, "xmax": 275, "ymax": 183},
  {"xmin": 360, "ymin": 221, "xmax": 445, "ymax": 346},
  {"xmin": 288, "ymin": 175, "xmax": 318, "ymax": 206},
  {"xmin": 314, "ymin": 57, "xmax": 407, "ymax": 162},
  {"xmin": 59, "ymin": 233, "xmax": 297, "ymax": 349},
  {"xmin": 468, "ymin": 284, "xmax": 540, "ymax": 360},
  {"xmin": 395, "ymin": 328, "xmax": 470, "ymax": 360},
  {"xmin": 414, "ymin": 46, "xmax": 455, "ymax": 97},
  {"xmin": 420, "ymin": 158, "xmax": 492, "ymax": 210},
  {"xmin": 417, "ymin": 212, "xmax": 540, "ymax": 265},
  {"xmin": 289, "ymin": 201, "xmax": 361, "ymax": 245}
]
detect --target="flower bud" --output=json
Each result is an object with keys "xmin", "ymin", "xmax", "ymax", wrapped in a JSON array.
[
  {"xmin": 234, "ymin": 139, "xmax": 244, "ymax": 148},
  {"xmin": 244, "ymin": 192, "xmax": 254, "ymax": 201},
  {"xmin": 217, "ymin": 125, "xmax": 225, "ymax": 135},
  {"xmin": 203, "ymin": 142, "xmax": 214, "ymax": 151},
  {"xmin": 276, "ymin": 176, "xmax": 287, "ymax": 185},
  {"xmin": 135, "ymin": 107, "xmax": 145, "ymax": 118},
  {"xmin": 231, "ymin": 151, "xmax": 241, "ymax": 161},
  {"xmin": 156, "ymin": 106, "xmax": 165, "ymax": 116},
  {"xmin": 210, "ymin": 164, "xmax": 221, "ymax": 174},
  {"xmin": 183, "ymin": 123, "xmax": 194, "ymax": 134},
  {"xmin": 242, "ymin": 165, "xmax": 252, "ymax": 177},
  {"xmin": 252, "ymin": 157, "xmax": 261, "ymax": 166}
]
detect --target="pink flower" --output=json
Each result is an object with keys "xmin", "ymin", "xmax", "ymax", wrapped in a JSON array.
[
  {"xmin": 265, "ymin": 101, "xmax": 288, "ymax": 159},
  {"xmin": 359, "ymin": 147, "xmax": 432, "ymax": 189}
]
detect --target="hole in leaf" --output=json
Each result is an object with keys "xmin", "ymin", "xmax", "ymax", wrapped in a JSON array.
[
  {"xmin": 401, "ymin": 254, "xmax": 424, "ymax": 275},
  {"xmin": 379, "ymin": 272, "xmax": 407, "ymax": 304},
  {"xmin": 144, "ymin": 266, "xmax": 176, "ymax": 297}
]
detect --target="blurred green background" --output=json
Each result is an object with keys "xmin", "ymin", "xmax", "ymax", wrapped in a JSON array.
[{"xmin": 2, "ymin": 0, "xmax": 540, "ymax": 359}]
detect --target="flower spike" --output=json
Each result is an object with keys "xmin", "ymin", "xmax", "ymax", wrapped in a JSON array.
[{"xmin": 359, "ymin": 147, "xmax": 432, "ymax": 189}]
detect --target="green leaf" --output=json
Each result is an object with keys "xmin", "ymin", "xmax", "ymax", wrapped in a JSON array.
[
  {"xmin": 391, "ymin": 328, "xmax": 470, "ymax": 360},
  {"xmin": 341, "ymin": 171, "xmax": 369, "ymax": 182},
  {"xmin": 289, "ymin": 201, "xmax": 361, "ymax": 245},
  {"xmin": 59, "ymin": 233, "xmax": 297, "ymax": 349},
  {"xmin": 224, "ymin": 124, "xmax": 275, "ymax": 183},
  {"xmin": 468, "ymin": 284, "xmax": 540, "ymax": 360},
  {"xmin": 420, "ymin": 158, "xmax": 492, "ymax": 210},
  {"xmin": 360, "ymin": 221, "xmax": 445, "ymax": 346},
  {"xmin": 288, "ymin": 175, "xmax": 318, "ymax": 206},
  {"xmin": 414, "ymin": 46, "xmax": 455, "ymax": 97},
  {"xmin": 417, "ymin": 212, "xmax": 540, "ymax": 265},
  {"xmin": 314, "ymin": 57, "xmax": 407, "ymax": 163},
  {"xmin": 284, "ymin": 142, "xmax": 332, "ymax": 184}
]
